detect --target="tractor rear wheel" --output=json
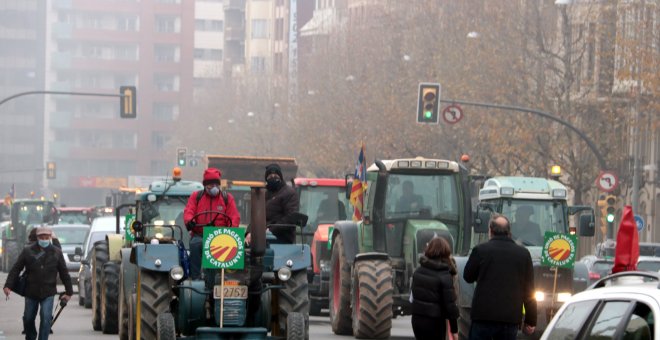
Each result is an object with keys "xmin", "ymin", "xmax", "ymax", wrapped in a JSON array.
[
  {"xmin": 351, "ymin": 259, "xmax": 393, "ymax": 339},
  {"xmin": 139, "ymin": 270, "xmax": 173, "ymax": 340},
  {"xmin": 278, "ymin": 270, "xmax": 309, "ymax": 337},
  {"xmin": 329, "ymin": 235, "xmax": 352, "ymax": 335},
  {"xmin": 156, "ymin": 312, "xmax": 176, "ymax": 340},
  {"xmin": 101, "ymin": 262, "xmax": 120, "ymax": 334},
  {"xmin": 92, "ymin": 240, "xmax": 108, "ymax": 331},
  {"xmin": 286, "ymin": 312, "xmax": 306, "ymax": 340}
]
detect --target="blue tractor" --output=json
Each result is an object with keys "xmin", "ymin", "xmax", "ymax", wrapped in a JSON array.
[{"xmin": 119, "ymin": 185, "xmax": 310, "ymax": 339}]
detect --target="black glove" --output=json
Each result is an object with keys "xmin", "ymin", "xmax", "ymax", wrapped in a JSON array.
[{"xmin": 186, "ymin": 220, "xmax": 196, "ymax": 231}]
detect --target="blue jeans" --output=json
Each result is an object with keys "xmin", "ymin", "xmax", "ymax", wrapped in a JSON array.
[
  {"xmin": 23, "ymin": 295, "xmax": 54, "ymax": 340},
  {"xmin": 469, "ymin": 320, "xmax": 519, "ymax": 340},
  {"xmin": 189, "ymin": 235, "xmax": 203, "ymax": 280}
]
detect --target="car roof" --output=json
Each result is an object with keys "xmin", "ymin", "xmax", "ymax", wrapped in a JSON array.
[
  {"xmin": 53, "ymin": 223, "xmax": 90, "ymax": 229},
  {"xmin": 90, "ymin": 216, "xmax": 125, "ymax": 231}
]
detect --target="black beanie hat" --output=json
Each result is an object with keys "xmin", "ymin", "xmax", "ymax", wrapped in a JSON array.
[{"xmin": 265, "ymin": 163, "xmax": 283, "ymax": 181}]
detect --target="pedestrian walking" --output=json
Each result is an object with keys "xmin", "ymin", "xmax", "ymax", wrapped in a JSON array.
[
  {"xmin": 463, "ymin": 214, "xmax": 536, "ymax": 340},
  {"xmin": 3, "ymin": 226, "xmax": 73, "ymax": 340},
  {"xmin": 410, "ymin": 237, "xmax": 459, "ymax": 340}
]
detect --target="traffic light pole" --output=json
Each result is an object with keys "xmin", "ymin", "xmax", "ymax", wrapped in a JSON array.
[
  {"xmin": 440, "ymin": 98, "xmax": 608, "ymax": 171},
  {"xmin": 0, "ymin": 90, "xmax": 123, "ymax": 107}
]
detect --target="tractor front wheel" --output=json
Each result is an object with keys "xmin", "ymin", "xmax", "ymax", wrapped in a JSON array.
[
  {"xmin": 279, "ymin": 270, "xmax": 309, "ymax": 337},
  {"xmin": 156, "ymin": 312, "xmax": 176, "ymax": 340},
  {"xmin": 286, "ymin": 312, "xmax": 306, "ymax": 340},
  {"xmin": 351, "ymin": 259, "xmax": 393, "ymax": 339},
  {"xmin": 92, "ymin": 240, "xmax": 108, "ymax": 331},
  {"xmin": 139, "ymin": 270, "xmax": 173, "ymax": 340},
  {"xmin": 101, "ymin": 262, "xmax": 120, "ymax": 334},
  {"xmin": 329, "ymin": 235, "xmax": 352, "ymax": 335}
]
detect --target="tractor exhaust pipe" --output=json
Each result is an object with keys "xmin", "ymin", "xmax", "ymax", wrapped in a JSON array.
[{"xmin": 250, "ymin": 187, "xmax": 266, "ymax": 257}]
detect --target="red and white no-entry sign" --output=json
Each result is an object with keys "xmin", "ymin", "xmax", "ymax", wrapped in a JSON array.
[{"xmin": 442, "ymin": 104, "xmax": 463, "ymax": 124}]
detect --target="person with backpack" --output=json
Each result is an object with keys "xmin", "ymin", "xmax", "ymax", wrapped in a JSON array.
[
  {"xmin": 183, "ymin": 167, "xmax": 240, "ymax": 280},
  {"xmin": 3, "ymin": 226, "xmax": 73, "ymax": 340}
]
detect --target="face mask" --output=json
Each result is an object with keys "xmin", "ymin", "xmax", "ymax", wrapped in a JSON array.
[
  {"xmin": 207, "ymin": 186, "xmax": 220, "ymax": 197},
  {"xmin": 266, "ymin": 177, "xmax": 281, "ymax": 191},
  {"xmin": 38, "ymin": 239, "xmax": 51, "ymax": 248}
]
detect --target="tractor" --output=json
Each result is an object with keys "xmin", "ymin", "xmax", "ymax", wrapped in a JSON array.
[
  {"xmin": 91, "ymin": 167, "xmax": 203, "ymax": 335},
  {"xmin": 329, "ymin": 157, "xmax": 475, "ymax": 338},
  {"xmin": 120, "ymin": 184, "xmax": 311, "ymax": 339},
  {"xmin": 454, "ymin": 176, "xmax": 595, "ymax": 339},
  {"xmin": 1, "ymin": 198, "xmax": 58, "ymax": 272},
  {"xmin": 293, "ymin": 177, "xmax": 351, "ymax": 316}
]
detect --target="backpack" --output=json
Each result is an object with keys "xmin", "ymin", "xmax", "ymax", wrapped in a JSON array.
[{"xmin": 195, "ymin": 189, "xmax": 228, "ymax": 207}]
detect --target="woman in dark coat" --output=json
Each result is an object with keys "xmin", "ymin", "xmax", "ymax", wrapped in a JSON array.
[{"xmin": 411, "ymin": 237, "xmax": 459, "ymax": 340}]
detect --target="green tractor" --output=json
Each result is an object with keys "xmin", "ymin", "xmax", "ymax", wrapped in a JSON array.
[
  {"xmin": 1, "ymin": 198, "xmax": 58, "ymax": 272},
  {"xmin": 120, "ymin": 185, "xmax": 311, "ymax": 339},
  {"xmin": 329, "ymin": 157, "xmax": 475, "ymax": 338},
  {"xmin": 90, "ymin": 169, "xmax": 203, "ymax": 335},
  {"xmin": 455, "ymin": 176, "xmax": 595, "ymax": 338}
]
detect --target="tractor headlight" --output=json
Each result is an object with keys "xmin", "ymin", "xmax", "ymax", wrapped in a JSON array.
[
  {"xmin": 73, "ymin": 255, "xmax": 81, "ymax": 262},
  {"xmin": 170, "ymin": 266, "xmax": 184, "ymax": 281},
  {"xmin": 534, "ymin": 291, "xmax": 545, "ymax": 302},
  {"xmin": 557, "ymin": 292, "xmax": 572, "ymax": 302},
  {"xmin": 154, "ymin": 232, "xmax": 164, "ymax": 239},
  {"xmin": 277, "ymin": 267, "xmax": 292, "ymax": 282}
]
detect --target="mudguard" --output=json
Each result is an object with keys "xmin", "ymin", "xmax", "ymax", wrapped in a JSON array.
[
  {"xmin": 107, "ymin": 234, "xmax": 123, "ymax": 262},
  {"xmin": 331, "ymin": 220, "xmax": 359, "ymax": 264},
  {"xmin": 270, "ymin": 244, "xmax": 311, "ymax": 271},
  {"xmin": 130, "ymin": 243, "xmax": 179, "ymax": 272},
  {"xmin": 177, "ymin": 279, "xmax": 207, "ymax": 335}
]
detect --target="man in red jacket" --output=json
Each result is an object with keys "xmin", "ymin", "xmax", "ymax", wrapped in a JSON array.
[{"xmin": 184, "ymin": 167, "xmax": 240, "ymax": 280}]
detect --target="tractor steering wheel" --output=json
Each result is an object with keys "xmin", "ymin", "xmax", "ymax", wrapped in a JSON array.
[{"xmin": 190, "ymin": 210, "xmax": 233, "ymax": 228}]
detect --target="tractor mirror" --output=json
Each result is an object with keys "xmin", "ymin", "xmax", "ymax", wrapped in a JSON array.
[
  {"xmin": 578, "ymin": 214, "xmax": 595, "ymax": 237},
  {"xmin": 474, "ymin": 210, "xmax": 491, "ymax": 234}
]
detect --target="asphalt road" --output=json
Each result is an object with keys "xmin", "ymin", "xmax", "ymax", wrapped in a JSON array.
[{"xmin": 0, "ymin": 272, "xmax": 415, "ymax": 339}]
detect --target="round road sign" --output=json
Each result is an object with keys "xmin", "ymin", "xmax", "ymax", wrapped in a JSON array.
[
  {"xmin": 596, "ymin": 171, "xmax": 619, "ymax": 192},
  {"xmin": 634, "ymin": 215, "xmax": 644, "ymax": 232},
  {"xmin": 442, "ymin": 104, "xmax": 463, "ymax": 124}
]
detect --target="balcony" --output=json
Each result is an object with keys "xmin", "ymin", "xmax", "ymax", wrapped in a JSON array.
[
  {"xmin": 224, "ymin": 27, "xmax": 244, "ymax": 41},
  {"xmin": 51, "ymin": 52, "xmax": 71, "ymax": 69},
  {"xmin": 225, "ymin": 0, "xmax": 245, "ymax": 11}
]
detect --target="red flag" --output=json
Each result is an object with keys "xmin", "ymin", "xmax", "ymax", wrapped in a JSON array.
[
  {"xmin": 611, "ymin": 205, "xmax": 639, "ymax": 273},
  {"xmin": 350, "ymin": 143, "xmax": 366, "ymax": 221}
]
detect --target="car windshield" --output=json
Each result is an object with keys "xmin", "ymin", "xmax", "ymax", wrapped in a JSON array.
[
  {"xmin": 637, "ymin": 260, "xmax": 660, "ymax": 272},
  {"xmin": 59, "ymin": 212, "xmax": 90, "ymax": 225},
  {"xmin": 299, "ymin": 186, "xmax": 350, "ymax": 225},
  {"xmin": 17, "ymin": 202, "xmax": 54, "ymax": 225},
  {"xmin": 592, "ymin": 261, "xmax": 613, "ymax": 277},
  {"xmin": 502, "ymin": 200, "xmax": 566, "ymax": 246},
  {"xmin": 85, "ymin": 231, "xmax": 109, "ymax": 257},
  {"xmin": 385, "ymin": 173, "xmax": 459, "ymax": 221},
  {"xmin": 54, "ymin": 227, "xmax": 88, "ymax": 245}
]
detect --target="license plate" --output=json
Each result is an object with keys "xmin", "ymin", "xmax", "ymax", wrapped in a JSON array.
[{"xmin": 213, "ymin": 285, "xmax": 248, "ymax": 299}]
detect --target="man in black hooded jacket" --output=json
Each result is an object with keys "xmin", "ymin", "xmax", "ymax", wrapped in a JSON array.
[{"xmin": 264, "ymin": 163, "xmax": 300, "ymax": 243}]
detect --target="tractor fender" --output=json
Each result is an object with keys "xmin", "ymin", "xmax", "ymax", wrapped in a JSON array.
[
  {"xmin": 129, "ymin": 243, "xmax": 179, "ymax": 272},
  {"xmin": 270, "ymin": 244, "xmax": 311, "ymax": 271},
  {"xmin": 120, "ymin": 248, "xmax": 136, "ymax": 298},
  {"xmin": 354, "ymin": 252, "xmax": 389, "ymax": 263},
  {"xmin": 106, "ymin": 234, "xmax": 123, "ymax": 262},
  {"xmin": 331, "ymin": 220, "xmax": 359, "ymax": 264}
]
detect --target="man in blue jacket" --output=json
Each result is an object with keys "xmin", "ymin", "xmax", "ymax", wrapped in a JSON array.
[{"xmin": 463, "ymin": 214, "xmax": 536, "ymax": 340}]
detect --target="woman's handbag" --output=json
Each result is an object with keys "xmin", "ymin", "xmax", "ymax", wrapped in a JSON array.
[{"xmin": 12, "ymin": 271, "xmax": 27, "ymax": 297}]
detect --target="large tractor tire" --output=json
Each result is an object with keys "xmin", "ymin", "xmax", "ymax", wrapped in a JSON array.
[
  {"xmin": 351, "ymin": 259, "xmax": 393, "ymax": 339},
  {"xmin": 101, "ymin": 262, "xmax": 120, "ymax": 334},
  {"xmin": 286, "ymin": 312, "xmax": 306, "ymax": 340},
  {"xmin": 118, "ymin": 269, "xmax": 129, "ymax": 340},
  {"xmin": 84, "ymin": 278, "xmax": 92, "ymax": 309},
  {"xmin": 279, "ymin": 270, "xmax": 309, "ymax": 337},
  {"xmin": 139, "ymin": 270, "xmax": 173, "ymax": 340},
  {"xmin": 156, "ymin": 312, "xmax": 176, "ymax": 340},
  {"xmin": 329, "ymin": 235, "xmax": 352, "ymax": 335},
  {"xmin": 3, "ymin": 240, "xmax": 19, "ymax": 273},
  {"xmin": 92, "ymin": 240, "xmax": 109, "ymax": 331}
]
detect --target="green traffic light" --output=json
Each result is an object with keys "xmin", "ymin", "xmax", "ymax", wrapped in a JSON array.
[
  {"xmin": 425, "ymin": 111, "xmax": 432, "ymax": 118},
  {"xmin": 606, "ymin": 214, "xmax": 615, "ymax": 223},
  {"xmin": 178, "ymin": 159, "xmax": 185, "ymax": 166}
]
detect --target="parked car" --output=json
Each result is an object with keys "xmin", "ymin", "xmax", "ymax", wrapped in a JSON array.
[
  {"xmin": 77, "ymin": 215, "xmax": 124, "ymax": 308},
  {"xmin": 542, "ymin": 271, "xmax": 660, "ymax": 339},
  {"xmin": 52, "ymin": 223, "xmax": 90, "ymax": 285},
  {"xmin": 57, "ymin": 207, "xmax": 93, "ymax": 225},
  {"xmin": 580, "ymin": 255, "xmax": 614, "ymax": 284},
  {"xmin": 637, "ymin": 256, "xmax": 660, "ymax": 273},
  {"xmin": 639, "ymin": 242, "xmax": 660, "ymax": 257}
]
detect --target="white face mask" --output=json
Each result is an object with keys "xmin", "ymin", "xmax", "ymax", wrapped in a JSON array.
[{"xmin": 207, "ymin": 186, "xmax": 220, "ymax": 197}]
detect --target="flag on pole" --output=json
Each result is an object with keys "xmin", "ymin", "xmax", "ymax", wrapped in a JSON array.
[
  {"xmin": 612, "ymin": 205, "xmax": 639, "ymax": 273},
  {"xmin": 9, "ymin": 183, "xmax": 15, "ymax": 199},
  {"xmin": 350, "ymin": 143, "xmax": 367, "ymax": 221}
]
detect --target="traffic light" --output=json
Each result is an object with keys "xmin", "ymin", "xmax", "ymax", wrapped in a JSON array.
[
  {"xmin": 177, "ymin": 148, "xmax": 187, "ymax": 167},
  {"xmin": 46, "ymin": 162, "xmax": 56, "ymax": 179},
  {"xmin": 416, "ymin": 83, "xmax": 441, "ymax": 124},
  {"xmin": 597, "ymin": 194, "xmax": 607, "ymax": 234},
  {"xmin": 120, "ymin": 86, "xmax": 137, "ymax": 118},
  {"xmin": 605, "ymin": 194, "xmax": 617, "ymax": 223}
]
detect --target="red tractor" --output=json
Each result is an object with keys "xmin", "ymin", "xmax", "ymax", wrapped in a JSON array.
[{"xmin": 294, "ymin": 178, "xmax": 351, "ymax": 315}]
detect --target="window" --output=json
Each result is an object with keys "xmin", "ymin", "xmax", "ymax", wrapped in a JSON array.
[
  {"xmin": 155, "ymin": 44, "xmax": 180, "ymax": 62},
  {"xmin": 151, "ymin": 132, "xmax": 171, "ymax": 151},
  {"xmin": 195, "ymin": 19, "xmax": 223, "ymax": 31},
  {"xmin": 546, "ymin": 300, "xmax": 598, "ymax": 339},
  {"xmin": 153, "ymin": 103, "xmax": 179, "ymax": 121},
  {"xmin": 194, "ymin": 48, "xmax": 222, "ymax": 61},
  {"xmin": 154, "ymin": 74, "xmax": 179, "ymax": 92},
  {"xmin": 251, "ymin": 19, "xmax": 268, "ymax": 39},
  {"xmin": 589, "ymin": 301, "xmax": 633, "ymax": 337},
  {"xmin": 117, "ymin": 15, "xmax": 138, "ymax": 31},
  {"xmin": 251, "ymin": 57, "xmax": 266, "ymax": 73},
  {"xmin": 155, "ymin": 15, "xmax": 180, "ymax": 33}
]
